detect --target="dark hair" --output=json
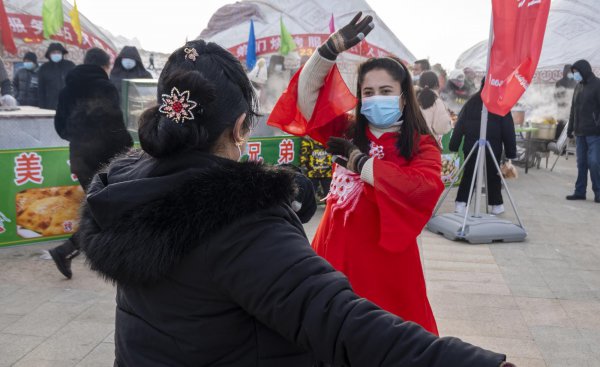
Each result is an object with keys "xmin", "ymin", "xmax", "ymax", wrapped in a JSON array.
[
  {"xmin": 84, "ymin": 48, "xmax": 111, "ymax": 68},
  {"xmin": 414, "ymin": 59, "xmax": 431, "ymax": 71},
  {"xmin": 138, "ymin": 40, "xmax": 259, "ymax": 158},
  {"xmin": 351, "ymin": 57, "xmax": 434, "ymax": 160},
  {"xmin": 417, "ymin": 71, "xmax": 440, "ymax": 109}
]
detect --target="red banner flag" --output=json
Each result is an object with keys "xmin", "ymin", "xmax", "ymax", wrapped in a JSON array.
[
  {"xmin": 0, "ymin": 0, "xmax": 17, "ymax": 54},
  {"xmin": 481, "ymin": 0, "xmax": 551, "ymax": 116}
]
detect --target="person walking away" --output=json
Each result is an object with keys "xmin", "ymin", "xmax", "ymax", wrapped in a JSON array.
[
  {"xmin": 38, "ymin": 43, "xmax": 75, "ymax": 110},
  {"xmin": 148, "ymin": 52, "xmax": 155, "ymax": 70},
  {"xmin": 110, "ymin": 46, "xmax": 153, "ymax": 96},
  {"xmin": 418, "ymin": 70, "xmax": 452, "ymax": 144},
  {"xmin": 13, "ymin": 52, "xmax": 39, "ymax": 107},
  {"xmin": 450, "ymin": 78, "xmax": 517, "ymax": 215},
  {"xmin": 49, "ymin": 48, "xmax": 133, "ymax": 279},
  {"xmin": 566, "ymin": 59, "xmax": 600, "ymax": 203},
  {"xmin": 77, "ymin": 38, "xmax": 515, "ymax": 367},
  {"xmin": 268, "ymin": 13, "xmax": 444, "ymax": 335}
]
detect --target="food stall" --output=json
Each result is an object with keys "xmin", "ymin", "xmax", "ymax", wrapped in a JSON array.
[{"xmin": 0, "ymin": 107, "xmax": 81, "ymax": 248}]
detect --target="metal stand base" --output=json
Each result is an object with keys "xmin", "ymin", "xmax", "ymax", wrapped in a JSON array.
[{"xmin": 427, "ymin": 213, "xmax": 527, "ymax": 244}]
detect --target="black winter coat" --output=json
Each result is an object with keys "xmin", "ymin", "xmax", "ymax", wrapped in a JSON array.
[
  {"xmin": 78, "ymin": 150, "xmax": 506, "ymax": 367},
  {"xmin": 450, "ymin": 91, "xmax": 517, "ymax": 160},
  {"xmin": 54, "ymin": 64, "xmax": 133, "ymax": 189},
  {"xmin": 568, "ymin": 60, "xmax": 600, "ymax": 137},
  {"xmin": 38, "ymin": 59, "xmax": 76, "ymax": 109},
  {"xmin": 110, "ymin": 46, "xmax": 153, "ymax": 96},
  {"xmin": 13, "ymin": 67, "xmax": 39, "ymax": 106}
]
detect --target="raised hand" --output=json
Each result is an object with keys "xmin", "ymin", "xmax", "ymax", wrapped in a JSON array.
[{"xmin": 319, "ymin": 12, "xmax": 375, "ymax": 60}]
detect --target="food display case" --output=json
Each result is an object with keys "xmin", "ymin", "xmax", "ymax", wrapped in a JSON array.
[{"xmin": 121, "ymin": 79, "xmax": 159, "ymax": 140}]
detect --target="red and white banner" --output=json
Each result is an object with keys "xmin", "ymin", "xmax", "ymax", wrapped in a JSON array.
[
  {"xmin": 228, "ymin": 33, "xmax": 393, "ymax": 61},
  {"xmin": 481, "ymin": 0, "xmax": 551, "ymax": 116},
  {"xmin": 6, "ymin": 13, "xmax": 116, "ymax": 57}
]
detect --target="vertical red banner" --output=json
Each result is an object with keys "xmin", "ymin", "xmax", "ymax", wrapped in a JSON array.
[
  {"xmin": 481, "ymin": 0, "xmax": 551, "ymax": 116},
  {"xmin": 0, "ymin": 0, "xmax": 16, "ymax": 54}
]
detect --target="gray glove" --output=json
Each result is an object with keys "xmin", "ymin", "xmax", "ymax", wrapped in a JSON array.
[{"xmin": 318, "ymin": 12, "xmax": 375, "ymax": 61}]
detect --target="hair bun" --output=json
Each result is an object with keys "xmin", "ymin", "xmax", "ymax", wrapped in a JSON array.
[{"xmin": 159, "ymin": 70, "xmax": 217, "ymax": 118}]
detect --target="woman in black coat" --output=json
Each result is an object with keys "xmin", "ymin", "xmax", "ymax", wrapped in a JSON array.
[
  {"xmin": 77, "ymin": 38, "xmax": 514, "ymax": 367},
  {"xmin": 449, "ymin": 79, "xmax": 517, "ymax": 215},
  {"xmin": 50, "ymin": 48, "xmax": 133, "ymax": 279}
]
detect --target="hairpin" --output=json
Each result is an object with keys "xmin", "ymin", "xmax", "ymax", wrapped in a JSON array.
[
  {"xmin": 184, "ymin": 47, "xmax": 199, "ymax": 61},
  {"xmin": 158, "ymin": 87, "xmax": 199, "ymax": 123}
]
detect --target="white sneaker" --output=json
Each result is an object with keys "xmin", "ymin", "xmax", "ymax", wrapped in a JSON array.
[
  {"xmin": 455, "ymin": 201, "xmax": 467, "ymax": 215},
  {"xmin": 491, "ymin": 204, "xmax": 505, "ymax": 215}
]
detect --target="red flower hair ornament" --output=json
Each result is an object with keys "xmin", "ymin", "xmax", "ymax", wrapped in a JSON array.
[{"xmin": 158, "ymin": 87, "xmax": 199, "ymax": 123}]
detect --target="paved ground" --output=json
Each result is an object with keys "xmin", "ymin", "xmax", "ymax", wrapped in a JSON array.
[{"xmin": 1, "ymin": 155, "xmax": 599, "ymax": 367}]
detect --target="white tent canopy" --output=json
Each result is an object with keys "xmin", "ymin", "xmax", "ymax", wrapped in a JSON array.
[
  {"xmin": 198, "ymin": 0, "xmax": 416, "ymax": 63},
  {"xmin": 455, "ymin": 0, "xmax": 600, "ymax": 83}
]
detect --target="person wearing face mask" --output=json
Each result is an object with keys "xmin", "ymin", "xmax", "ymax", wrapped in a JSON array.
[
  {"xmin": 269, "ymin": 13, "xmax": 445, "ymax": 337},
  {"xmin": 566, "ymin": 59, "xmax": 600, "ymax": 203},
  {"xmin": 13, "ymin": 52, "xmax": 39, "ymax": 107},
  {"xmin": 75, "ymin": 38, "xmax": 512, "ymax": 367},
  {"xmin": 110, "ymin": 46, "xmax": 153, "ymax": 96},
  {"xmin": 412, "ymin": 58, "xmax": 430, "ymax": 84},
  {"xmin": 49, "ymin": 47, "xmax": 133, "ymax": 279},
  {"xmin": 37, "ymin": 43, "xmax": 75, "ymax": 109},
  {"xmin": 0, "ymin": 56, "xmax": 16, "ymax": 107}
]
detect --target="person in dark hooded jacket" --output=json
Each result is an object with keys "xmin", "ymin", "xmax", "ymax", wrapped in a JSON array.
[
  {"xmin": 76, "ymin": 37, "xmax": 514, "ymax": 367},
  {"xmin": 110, "ymin": 46, "xmax": 153, "ymax": 96},
  {"xmin": 566, "ymin": 59, "xmax": 600, "ymax": 202},
  {"xmin": 450, "ymin": 78, "xmax": 517, "ymax": 215},
  {"xmin": 37, "ymin": 43, "xmax": 75, "ymax": 109},
  {"xmin": 49, "ymin": 47, "xmax": 133, "ymax": 279},
  {"xmin": 13, "ymin": 52, "xmax": 39, "ymax": 107}
]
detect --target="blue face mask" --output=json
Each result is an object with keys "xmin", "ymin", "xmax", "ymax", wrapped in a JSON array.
[
  {"xmin": 567, "ymin": 72, "xmax": 574, "ymax": 80},
  {"xmin": 121, "ymin": 58, "xmax": 136, "ymax": 70},
  {"xmin": 360, "ymin": 95, "xmax": 403, "ymax": 128},
  {"xmin": 573, "ymin": 71, "xmax": 583, "ymax": 82},
  {"xmin": 23, "ymin": 62, "xmax": 35, "ymax": 70},
  {"xmin": 50, "ymin": 54, "xmax": 62, "ymax": 63}
]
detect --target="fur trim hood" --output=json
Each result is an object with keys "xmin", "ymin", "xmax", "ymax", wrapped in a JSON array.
[{"xmin": 79, "ymin": 150, "xmax": 297, "ymax": 286}]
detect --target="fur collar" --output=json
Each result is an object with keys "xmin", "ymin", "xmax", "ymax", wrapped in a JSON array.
[{"xmin": 79, "ymin": 152, "xmax": 297, "ymax": 286}]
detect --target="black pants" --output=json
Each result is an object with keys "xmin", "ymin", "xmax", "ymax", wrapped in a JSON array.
[
  {"xmin": 456, "ymin": 150, "xmax": 503, "ymax": 206},
  {"xmin": 310, "ymin": 178, "xmax": 331, "ymax": 200}
]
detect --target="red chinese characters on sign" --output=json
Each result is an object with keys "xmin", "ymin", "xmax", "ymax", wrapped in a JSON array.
[
  {"xmin": 247, "ymin": 142, "xmax": 264, "ymax": 162},
  {"xmin": 6, "ymin": 13, "xmax": 116, "ymax": 57},
  {"xmin": 278, "ymin": 139, "xmax": 295, "ymax": 164},
  {"xmin": 14, "ymin": 152, "xmax": 44, "ymax": 185}
]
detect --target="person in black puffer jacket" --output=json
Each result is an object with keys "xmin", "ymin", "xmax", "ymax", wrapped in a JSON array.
[
  {"xmin": 110, "ymin": 46, "xmax": 153, "ymax": 97},
  {"xmin": 75, "ymin": 37, "xmax": 514, "ymax": 367},
  {"xmin": 49, "ymin": 48, "xmax": 133, "ymax": 280},
  {"xmin": 566, "ymin": 59, "xmax": 600, "ymax": 202},
  {"xmin": 37, "ymin": 43, "xmax": 75, "ymax": 110},
  {"xmin": 450, "ymin": 78, "xmax": 517, "ymax": 215},
  {"xmin": 13, "ymin": 52, "xmax": 39, "ymax": 107}
]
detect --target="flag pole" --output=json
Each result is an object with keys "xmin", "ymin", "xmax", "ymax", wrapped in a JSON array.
[{"xmin": 473, "ymin": 13, "xmax": 494, "ymax": 217}]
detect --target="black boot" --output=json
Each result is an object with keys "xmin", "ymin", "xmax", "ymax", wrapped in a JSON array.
[
  {"xmin": 566, "ymin": 194, "xmax": 586, "ymax": 200},
  {"xmin": 49, "ymin": 238, "xmax": 80, "ymax": 279}
]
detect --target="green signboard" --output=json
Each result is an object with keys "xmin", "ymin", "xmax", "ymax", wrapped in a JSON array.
[{"xmin": 0, "ymin": 136, "xmax": 301, "ymax": 247}]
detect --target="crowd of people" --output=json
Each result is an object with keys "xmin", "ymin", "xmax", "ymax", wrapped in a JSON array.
[
  {"xmin": 3, "ymin": 8, "xmax": 598, "ymax": 366},
  {"xmin": 1, "ymin": 43, "xmax": 154, "ymax": 111}
]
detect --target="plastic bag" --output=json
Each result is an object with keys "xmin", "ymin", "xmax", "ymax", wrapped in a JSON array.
[{"xmin": 501, "ymin": 160, "xmax": 518, "ymax": 179}]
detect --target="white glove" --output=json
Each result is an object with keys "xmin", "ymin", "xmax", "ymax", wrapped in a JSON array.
[{"xmin": 0, "ymin": 94, "xmax": 17, "ymax": 107}]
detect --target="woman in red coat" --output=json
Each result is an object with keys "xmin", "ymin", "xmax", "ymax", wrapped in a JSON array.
[{"xmin": 269, "ymin": 13, "xmax": 443, "ymax": 335}]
